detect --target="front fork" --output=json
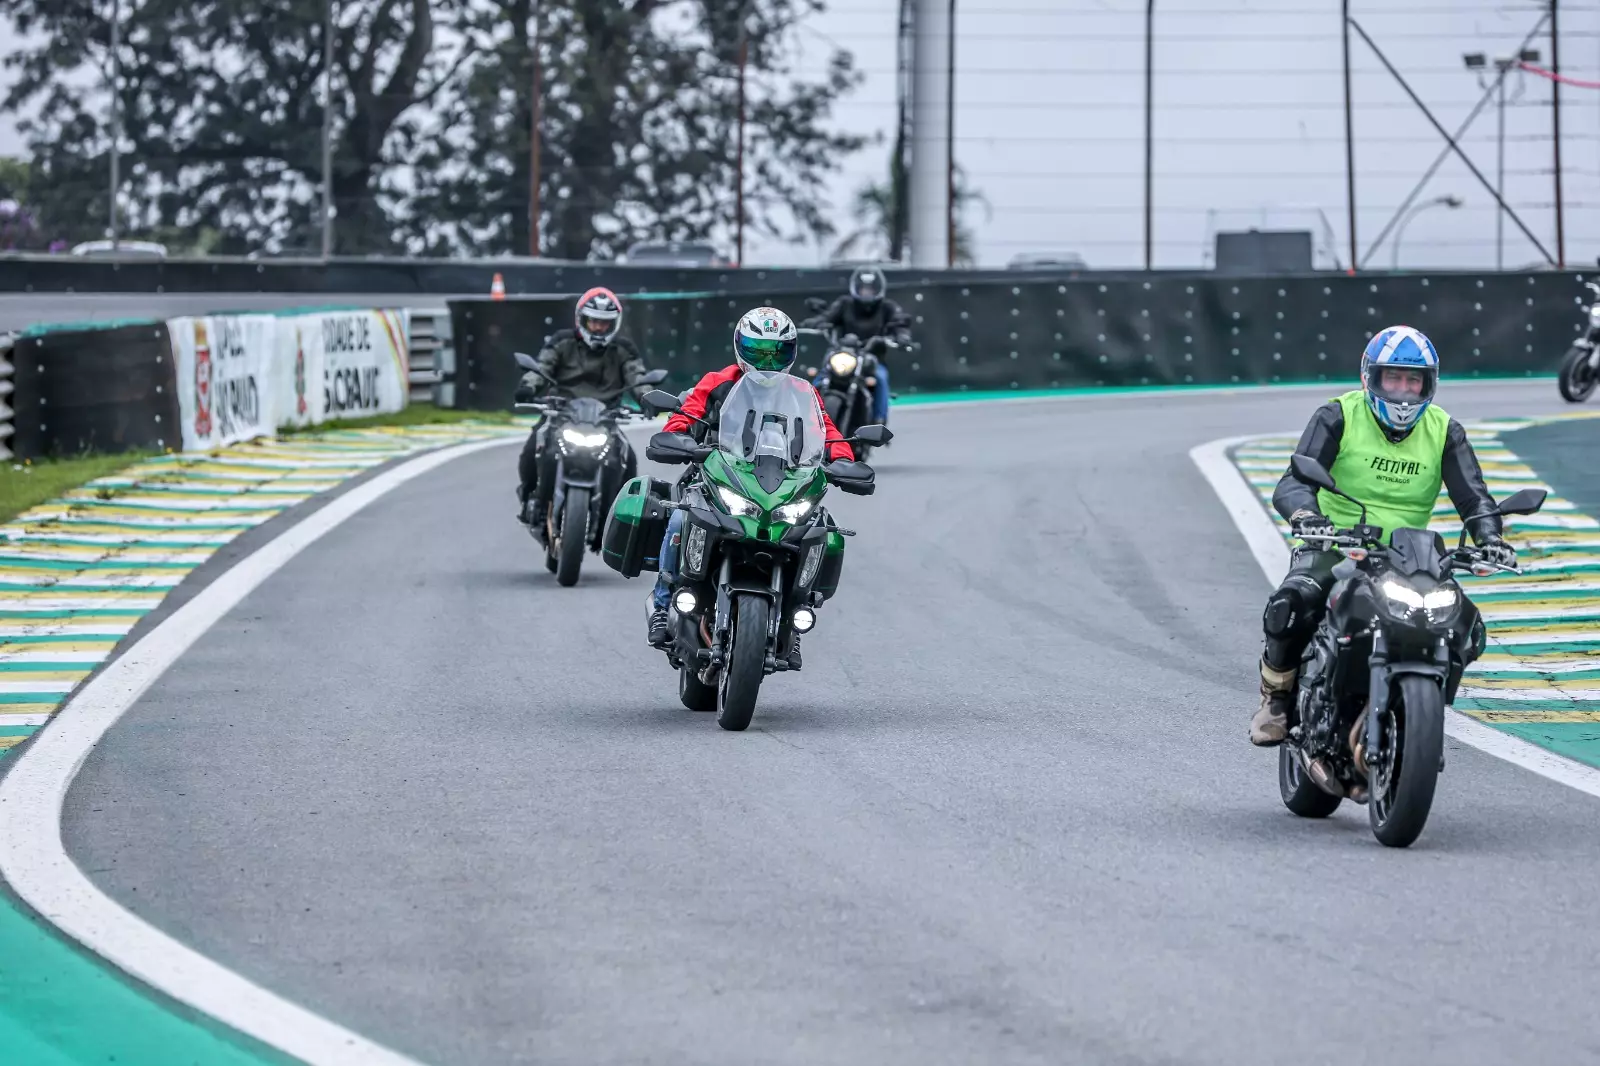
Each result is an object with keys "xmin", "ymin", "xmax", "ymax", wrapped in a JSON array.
[{"xmin": 1363, "ymin": 630, "xmax": 1451, "ymax": 771}]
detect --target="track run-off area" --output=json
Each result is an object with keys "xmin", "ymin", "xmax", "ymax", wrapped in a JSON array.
[{"xmin": 4, "ymin": 379, "xmax": 1600, "ymax": 1066}]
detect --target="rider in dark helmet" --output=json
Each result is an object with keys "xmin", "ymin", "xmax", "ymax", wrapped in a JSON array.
[
  {"xmin": 515, "ymin": 286, "xmax": 654, "ymax": 529},
  {"xmin": 803, "ymin": 266, "xmax": 912, "ymax": 428}
]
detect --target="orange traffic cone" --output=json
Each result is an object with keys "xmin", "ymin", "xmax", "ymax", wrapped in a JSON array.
[{"xmin": 490, "ymin": 272, "xmax": 506, "ymax": 300}]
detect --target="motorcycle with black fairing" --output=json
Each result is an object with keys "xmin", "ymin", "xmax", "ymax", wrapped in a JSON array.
[
  {"xmin": 1278, "ymin": 454, "xmax": 1545, "ymax": 847},
  {"xmin": 799, "ymin": 328, "xmax": 900, "ymax": 462},
  {"xmin": 600, "ymin": 373, "xmax": 888, "ymax": 731},
  {"xmin": 512, "ymin": 351, "xmax": 667, "ymax": 586}
]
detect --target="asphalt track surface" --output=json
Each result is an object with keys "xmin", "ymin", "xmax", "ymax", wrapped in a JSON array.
[{"xmin": 60, "ymin": 381, "xmax": 1600, "ymax": 1066}]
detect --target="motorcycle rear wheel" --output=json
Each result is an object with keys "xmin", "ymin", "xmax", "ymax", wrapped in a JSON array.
[
  {"xmin": 1558, "ymin": 344, "xmax": 1597, "ymax": 403},
  {"xmin": 1368, "ymin": 676, "xmax": 1445, "ymax": 848},
  {"xmin": 1278, "ymin": 745, "xmax": 1342, "ymax": 818}
]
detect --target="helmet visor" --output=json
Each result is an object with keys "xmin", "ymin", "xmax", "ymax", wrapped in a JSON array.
[
  {"xmin": 737, "ymin": 334, "xmax": 796, "ymax": 372},
  {"xmin": 579, "ymin": 311, "xmax": 617, "ymax": 338},
  {"xmin": 851, "ymin": 271, "xmax": 885, "ymax": 302},
  {"xmin": 1368, "ymin": 364, "xmax": 1436, "ymax": 406}
]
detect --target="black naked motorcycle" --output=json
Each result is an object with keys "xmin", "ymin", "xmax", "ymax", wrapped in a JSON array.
[
  {"xmin": 512, "ymin": 351, "xmax": 666, "ymax": 586},
  {"xmin": 799, "ymin": 328, "xmax": 895, "ymax": 461},
  {"xmin": 1556, "ymin": 263, "xmax": 1600, "ymax": 402},
  {"xmin": 1279, "ymin": 454, "xmax": 1545, "ymax": 848}
]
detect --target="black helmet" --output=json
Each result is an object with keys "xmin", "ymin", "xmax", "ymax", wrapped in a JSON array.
[{"xmin": 849, "ymin": 266, "xmax": 885, "ymax": 309}]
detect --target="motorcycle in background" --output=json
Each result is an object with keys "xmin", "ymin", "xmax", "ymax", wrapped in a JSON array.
[
  {"xmin": 1556, "ymin": 265, "xmax": 1600, "ymax": 402},
  {"xmin": 512, "ymin": 351, "xmax": 666, "ymax": 586}
]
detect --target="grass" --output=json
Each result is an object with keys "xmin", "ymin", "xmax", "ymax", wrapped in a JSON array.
[
  {"xmin": 279, "ymin": 402, "xmax": 518, "ymax": 435},
  {"xmin": 0, "ymin": 451, "xmax": 156, "ymax": 525}
]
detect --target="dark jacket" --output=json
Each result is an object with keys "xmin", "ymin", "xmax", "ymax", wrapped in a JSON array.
[
  {"xmin": 518, "ymin": 329, "xmax": 649, "ymax": 404},
  {"xmin": 664, "ymin": 365, "xmax": 855, "ymax": 461},
  {"xmin": 1272, "ymin": 399, "xmax": 1503, "ymax": 544},
  {"xmin": 814, "ymin": 297, "xmax": 913, "ymax": 348}
]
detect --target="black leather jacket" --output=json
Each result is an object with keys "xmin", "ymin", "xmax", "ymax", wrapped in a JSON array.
[
  {"xmin": 1272, "ymin": 400, "xmax": 1503, "ymax": 544},
  {"xmin": 810, "ymin": 296, "xmax": 913, "ymax": 348},
  {"xmin": 516, "ymin": 329, "xmax": 649, "ymax": 405}
]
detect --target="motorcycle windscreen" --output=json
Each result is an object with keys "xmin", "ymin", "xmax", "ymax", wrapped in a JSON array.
[
  {"xmin": 1386, "ymin": 527, "xmax": 1449, "ymax": 578},
  {"xmin": 716, "ymin": 374, "xmax": 827, "ymax": 492}
]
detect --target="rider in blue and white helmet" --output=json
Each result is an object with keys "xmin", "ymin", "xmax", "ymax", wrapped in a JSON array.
[
  {"xmin": 1360, "ymin": 325, "xmax": 1438, "ymax": 439},
  {"xmin": 1246, "ymin": 324, "xmax": 1518, "ymax": 760}
]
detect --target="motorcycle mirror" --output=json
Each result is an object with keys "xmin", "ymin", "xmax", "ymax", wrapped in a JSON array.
[
  {"xmin": 850, "ymin": 425, "xmax": 894, "ymax": 447},
  {"xmin": 513, "ymin": 350, "xmax": 539, "ymax": 371},
  {"xmin": 1497, "ymin": 487, "xmax": 1548, "ymax": 516},
  {"xmin": 1289, "ymin": 454, "xmax": 1338, "ymax": 493},
  {"xmin": 639, "ymin": 368, "xmax": 669, "ymax": 386},
  {"xmin": 641, "ymin": 389, "xmax": 684, "ymax": 414},
  {"xmin": 824, "ymin": 459, "xmax": 876, "ymax": 496}
]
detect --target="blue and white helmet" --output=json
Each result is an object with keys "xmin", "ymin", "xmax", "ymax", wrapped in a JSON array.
[{"xmin": 1360, "ymin": 325, "xmax": 1439, "ymax": 435}]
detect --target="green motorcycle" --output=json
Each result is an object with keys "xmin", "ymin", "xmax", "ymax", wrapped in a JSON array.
[{"xmin": 600, "ymin": 373, "xmax": 888, "ymax": 730}]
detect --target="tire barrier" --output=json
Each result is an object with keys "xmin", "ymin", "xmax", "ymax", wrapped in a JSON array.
[{"xmin": 444, "ymin": 271, "xmax": 1589, "ymax": 409}]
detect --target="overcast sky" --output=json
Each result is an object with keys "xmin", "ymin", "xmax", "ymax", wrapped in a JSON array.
[{"xmin": 2, "ymin": 1, "xmax": 1595, "ymax": 271}]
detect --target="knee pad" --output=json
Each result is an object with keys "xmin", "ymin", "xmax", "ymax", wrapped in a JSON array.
[{"xmin": 1262, "ymin": 575, "xmax": 1325, "ymax": 641}]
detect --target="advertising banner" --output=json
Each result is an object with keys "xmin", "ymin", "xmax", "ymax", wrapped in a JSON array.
[
  {"xmin": 276, "ymin": 309, "xmax": 410, "ymax": 428},
  {"xmin": 168, "ymin": 314, "xmax": 278, "ymax": 452}
]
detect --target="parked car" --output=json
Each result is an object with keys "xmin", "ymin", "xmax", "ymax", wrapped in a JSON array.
[
  {"xmin": 69, "ymin": 239, "xmax": 168, "ymax": 259},
  {"xmin": 620, "ymin": 241, "xmax": 730, "ymax": 267},
  {"xmin": 1007, "ymin": 251, "xmax": 1088, "ymax": 271}
]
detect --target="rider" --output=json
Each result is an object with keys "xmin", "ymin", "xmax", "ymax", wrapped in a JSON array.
[
  {"xmin": 645, "ymin": 307, "xmax": 858, "ymax": 664},
  {"xmin": 1250, "ymin": 325, "xmax": 1517, "ymax": 747},
  {"xmin": 516, "ymin": 287, "xmax": 653, "ymax": 529},
  {"xmin": 804, "ymin": 266, "xmax": 912, "ymax": 429}
]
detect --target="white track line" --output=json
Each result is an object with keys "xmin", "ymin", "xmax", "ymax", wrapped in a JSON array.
[
  {"xmin": 0, "ymin": 435, "xmax": 519, "ymax": 1066},
  {"xmin": 1189, "ymin": 433, "xmax": 1600, "ymax": 801}
]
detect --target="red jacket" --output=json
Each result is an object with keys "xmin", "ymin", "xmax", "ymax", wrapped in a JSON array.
[{"xmin": 665, "ymin": 365, "xmax": 856, "ymax": 461}]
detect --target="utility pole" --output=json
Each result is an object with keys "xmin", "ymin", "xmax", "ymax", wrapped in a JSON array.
[
  {"xmin": 944, "ymin": 0, "xmax": 956, "ymax": 267},
  {"xmin": 908, "ymin": 0, "xmax": 952, "ymax": 267},
  {"xmin": 1551, "ymin": 0, "xmax": 1564, "ymax": 267},
  {"xmin": 1341, "ymin": 0, "xmax": 1356, "ymax": 272},
  {"xmin": 321, "ymin": 0, "xmax": 334, "ymax": 259},
  {"xmin": 735, "ymin": 10, "xmax": 747, "ymax": 267},
  {"xmin": 108, "ymin": 0, "xmax": 120, "ymax": 249},
  {"xmin": 530, "ymin": 1, "xmax": 542, "ymax": 257},
  {"xmin": 1144, "ymin": 0, "xmax": 1154, "ymax": 270}
]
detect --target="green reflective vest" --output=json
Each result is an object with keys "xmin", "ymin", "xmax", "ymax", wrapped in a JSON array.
[{"xmin": 1316, "ymin": 390, "xmax": 1448, "ymax": 538}]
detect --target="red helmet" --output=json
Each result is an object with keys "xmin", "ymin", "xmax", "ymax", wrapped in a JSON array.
[{"xmin": 575, "ymin": 286, "xmax": 622, "ymax": 348}]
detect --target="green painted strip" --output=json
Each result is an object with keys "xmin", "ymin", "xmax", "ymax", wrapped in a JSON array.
[
  {"xmin": 0, "ymin": 584, "xmax": 172, "ymax": 594},
  {"xmin": 0, "ymin": 694, "xmax": 66, "ymax": 704},
  {"xmin": 0, "ymin": 881, "xmax": 293, "ymax": 1064},
  {"xmin": 0, "ymin": 635, "xmax": 119, "ymax": 645},
  {"xmin": 0, "ymin": 725, "xmax": 37, "ymax": 736},
  {"xmin": 1469, "ymin": 668, "xmax": 1600, "ymax": 682},
  {"xmin": 893, "ymin": 373, "xmax": 1558, "ymax": 406},
  {"xmin": 1472, "ymin": 587, "xmax": 1600, "ymax": 604},
  {"xmin": 1484, "ymin": 643, "xmax": 1600, "ymax": 657},
  {"xmin": 1455, "ymin": 698, "xmax": 1597, "ymax": 711},
  {"xmin": 0, "ymin": 557, "xmax": 196, "ymax": 572},
  {"xmin": 0, "ymin": 663, "xmax": 98, "ymax": 673},
  {"xmin": 1489, "ymin": 722, "xmax": 1600, "ymax": 769}
]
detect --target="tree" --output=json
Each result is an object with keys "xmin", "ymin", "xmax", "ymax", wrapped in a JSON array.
[
  {"xmin": 830, "ymin": 163, "xmax": 988, "ymax": 266},
  {"xmin": 402, "ymin": 0, "xmax": 870, "ymax": 260},
  {"xmin": 0, "ymin": 0, "xmax": 461, "ymax": 254}
]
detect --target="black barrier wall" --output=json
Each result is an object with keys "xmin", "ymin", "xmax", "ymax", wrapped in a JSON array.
[
  {"xmin": 10, "ymin": 323, "xmax": 180, "ymax": 459},
  {"xmin": 447, "ymin": 272, "xmax": 1589, "ymax": 408}
]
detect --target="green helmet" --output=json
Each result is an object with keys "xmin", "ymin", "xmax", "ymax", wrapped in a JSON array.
[{"xmin": 733, "ymin": 306, "xmax": 798, "ymax": 380}]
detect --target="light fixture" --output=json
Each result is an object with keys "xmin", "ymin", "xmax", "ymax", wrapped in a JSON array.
[
  {"xmin": 791, "ymin": 607, "xmax": 816, "ymax": 633},
  {"xmin": 673, "ymin": 589, "xmax": 698, "ymax": 615}
]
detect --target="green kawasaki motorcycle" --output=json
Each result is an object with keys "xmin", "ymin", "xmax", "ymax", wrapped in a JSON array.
[{"xmin": 600, "ymin": 373, "xmax": 888, "ymax": 730}]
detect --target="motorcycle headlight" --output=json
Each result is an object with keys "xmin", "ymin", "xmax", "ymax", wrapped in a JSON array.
[
  {"xmin": 774, "ymin": 499, "xmax": 815, "ymax": 524},
  {"xmin": 1422, "ymin": 588, "xmax": 1458, "ymax": 611},
  {"xmin": 1381, "ymin": 579, "xmax": 1424, "ymax": 611},
  {"xmin": 716, "ymin": 486, "xmax": 758, "ymax": 517},
  {"xmin": 1589, "ymin": 306, "xmax": 1600, "ymax": 326},
  {"xmin": 828, "ymin": 351, "xmax": 859, "ymax": 376},
  {"xmin": 562, "ymin": 427, "xmax": 609, "ymax": 448}
]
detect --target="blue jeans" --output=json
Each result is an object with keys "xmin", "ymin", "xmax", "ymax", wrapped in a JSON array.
[
  {"xmin": 815, "ymin": 364, "xmax": 890, "ymax": 426},
  {"xmin": 651, "ymin": 509, "xmax": 686, "ymax": 610}
]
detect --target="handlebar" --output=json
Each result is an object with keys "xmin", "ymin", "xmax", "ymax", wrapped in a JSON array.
[{"xmin": 1296, "ymin": 531, "xmax": 1521, "ymax": 575}]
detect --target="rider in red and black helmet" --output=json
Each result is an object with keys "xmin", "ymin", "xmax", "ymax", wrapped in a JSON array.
[{"xmin": 515, "ymin": 287, "xmax": 656, "ymax": 528}]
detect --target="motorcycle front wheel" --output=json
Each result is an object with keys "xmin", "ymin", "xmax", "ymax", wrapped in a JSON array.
[
  {"xmin": 554, "ymin": 486, "xmax": 590, "ymax": 587},
  {"xmin": 717, "ymin": 593, "xmax": 769, "ymax": 732},
  {"xmin": 1558, "ymin": 344, "xmax": 1598, "ymax": 403},
  {"xmin": 1368, "ymin": 675, "xmax": 1445, "ymax": 848}
]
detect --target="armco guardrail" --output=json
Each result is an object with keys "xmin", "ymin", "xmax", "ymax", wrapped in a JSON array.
[
  {"xmin": 0, "ymin": 334, "xmax": 14, "ymax": 460},
  {"xmin": 445, "ymin": 270, "xmax": 1588, "ymax": 409},
  {"xmin": 406, "ymin": 308, "xmax": 453, "ymax": 405}
]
